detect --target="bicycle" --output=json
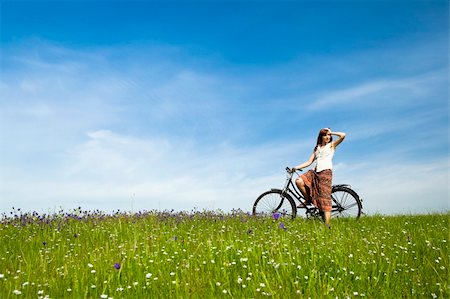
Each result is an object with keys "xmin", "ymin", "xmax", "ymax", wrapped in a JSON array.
[{"xmin": 252, "ymin": 167, "xmax": 363, "ymax": 220}]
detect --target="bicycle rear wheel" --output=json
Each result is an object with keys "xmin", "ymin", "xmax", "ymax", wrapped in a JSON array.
[
  {"xmin": 331, "ymin": 185, "xmax": 362, "ymax": 219},
  {"xmin": 252, "ymin": 189, "xmax": 297, "ymax": 219}
]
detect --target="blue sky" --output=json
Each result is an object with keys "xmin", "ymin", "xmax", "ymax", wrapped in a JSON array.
[{"xmin": 1, "ymin": 0, "xmax": 448, "ymax": 215}]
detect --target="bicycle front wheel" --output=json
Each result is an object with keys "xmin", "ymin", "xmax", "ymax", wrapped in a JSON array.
[
  {"xmin": 331, "ymin": 185, "xmax": 362, "ymax": 219},
  {"xmin": 252, "ymin": 189, "xmax": 297, "ymax": 219}
]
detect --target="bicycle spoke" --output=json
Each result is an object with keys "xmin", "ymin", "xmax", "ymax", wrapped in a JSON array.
[
  {"xmin": 331, "ymin": 186, "xmax": 362, "ymax": 219},
  {"xmin": 253, "ymin": 189, "xmax": 296, "ymax": 219},
  {"xmin": 338, "ymin": 202, "xmax": 358, "ymax": 210}
]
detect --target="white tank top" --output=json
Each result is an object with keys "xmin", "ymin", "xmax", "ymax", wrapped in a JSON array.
[{"xmin": 315, "ymin": 143, "xmax": 334, "ymax": 172}]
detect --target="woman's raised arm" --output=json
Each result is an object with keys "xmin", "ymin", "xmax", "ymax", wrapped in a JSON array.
[
  {"xmin": 331, "ymin": 131, "xmax": 346, "ymax": 148},
  {"xmin": 292, "ymin": 151, "xmax": 316, "ymax": 171}
]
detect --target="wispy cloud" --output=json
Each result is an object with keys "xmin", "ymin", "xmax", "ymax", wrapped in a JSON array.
[
  {"xmin": 334, "ymin": 157, "xmax": 449, "ymax": 215},
  {"xmin": 1, "ymin": 128, "xmax": 301, "ymax": 212},
  {"xmin": 307, "ymin": 69, "xmax": 446, "ymax": 111}
]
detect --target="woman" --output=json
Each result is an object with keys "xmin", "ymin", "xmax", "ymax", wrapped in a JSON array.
[{"xmin": 292, "ymin": 128, "xmax": 346, "ymax": 227}]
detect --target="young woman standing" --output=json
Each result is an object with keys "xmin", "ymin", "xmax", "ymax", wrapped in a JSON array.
[{"xmin": 291, "ymin": 128, "xmax": 346, "ymax": 227}]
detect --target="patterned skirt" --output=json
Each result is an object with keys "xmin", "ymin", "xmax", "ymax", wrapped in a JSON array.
[{"xmin": 300, "ymin": 169, "xmax": 333, "ymax": 212}]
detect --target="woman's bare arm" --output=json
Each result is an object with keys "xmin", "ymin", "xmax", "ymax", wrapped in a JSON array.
[
  {"xmin": 293, "ymin": 151, "xmax": 316, "ymax": 171},
  {"xmin": 331, "ymin": 131, "xmax": 346, "ymax": 148}
]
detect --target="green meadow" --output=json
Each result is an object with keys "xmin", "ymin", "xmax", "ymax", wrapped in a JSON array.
[{"xmin": 0, "ymin": 209, "xmax": 448, "ymax": 298}]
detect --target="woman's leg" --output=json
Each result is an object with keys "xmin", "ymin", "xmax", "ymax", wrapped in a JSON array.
[
  {"xmin": 323, "ymin": 211, "xmax": 331, "ymax": 226},
  {"xmin": 295, "ymin": 177, "xmax": 312, "ymax": 204}
]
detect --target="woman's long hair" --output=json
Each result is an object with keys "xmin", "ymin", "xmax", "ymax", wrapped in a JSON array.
[{"xmin": 314, "ymin": 128, "xmax": 332, "ymax": 151}]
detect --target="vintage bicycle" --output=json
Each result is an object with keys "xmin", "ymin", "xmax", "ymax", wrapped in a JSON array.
[{"xmin": 252, "ymin": 167, "xmax": 363, "ymax": 220}]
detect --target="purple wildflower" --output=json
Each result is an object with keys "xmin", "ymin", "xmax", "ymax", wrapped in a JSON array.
[
  {"xmin": 272, "ymin": 213, "xmax": 281, "ymax": 220},
  {"xmin": 114, "ymin": 263, "xmax": 121, "ymax": 270},
  {"xmin": 279, "ymin": 222, "xmax": 287, "ymax": 230},
  {"xmin": 42, "ymin": 241, "xmax": 47, "ymax": 246},
  {"xmin": 247, "ymin": 229, "xmax": 253, "ymax": 234}
]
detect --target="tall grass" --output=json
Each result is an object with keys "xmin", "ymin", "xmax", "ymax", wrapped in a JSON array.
[{"xmin": 1, "ymin": 209, "xmax": 448, "ymax": 298}]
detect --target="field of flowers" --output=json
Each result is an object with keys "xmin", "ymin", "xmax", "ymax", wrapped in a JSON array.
[{"xmin": 0, "ymin": 208, "xmax": 448, "ymax": 298}]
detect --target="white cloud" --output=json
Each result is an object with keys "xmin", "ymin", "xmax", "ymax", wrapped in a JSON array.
[
  {"xmin": 334, "ymin": 158, "xmax": 449, "ymax": 215},
  {"xmin": 2, "ymin": 126, "xmax": 447, "ymax": 215},
  {"xmin": 0, "ymin": 40, "xmax": 448, "ymax": 215},
  {"xmin": 1, "ymin": 128, "xmax": 303, "ymax": 213},
  {"xmin": 307, "ymin": 70, "xmax": 446, "ymax": 111}
]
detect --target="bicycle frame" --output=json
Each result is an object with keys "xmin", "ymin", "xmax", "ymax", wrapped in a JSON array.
[
  {"xmin": 278, "ymin": 167, "xmax": 308, "ymax": 208},
  {"xmin": 278, "ymin": 167, "xmax": 351, "ymax": 215}
]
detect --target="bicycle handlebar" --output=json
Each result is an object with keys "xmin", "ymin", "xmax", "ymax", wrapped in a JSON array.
[{"xmin": 286, "ymin": 167, "xmax": 303, "ymax": 174}]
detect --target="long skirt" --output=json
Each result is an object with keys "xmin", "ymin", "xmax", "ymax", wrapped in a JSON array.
[{"xmin": 300, "ymin": 169, "xmax": 333, "ymax": 212}]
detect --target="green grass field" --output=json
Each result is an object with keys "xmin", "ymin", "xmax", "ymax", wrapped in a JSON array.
[{"xmin": 1, "ymin": 209, "xmax": 448, "ymax": 298}]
